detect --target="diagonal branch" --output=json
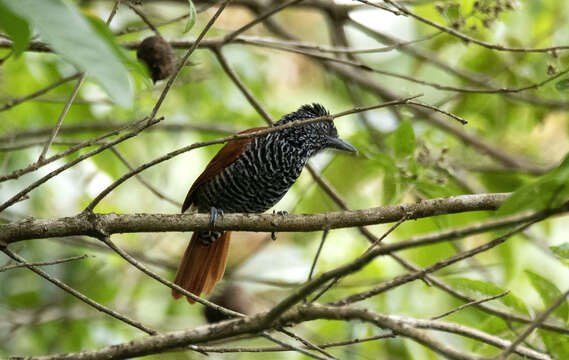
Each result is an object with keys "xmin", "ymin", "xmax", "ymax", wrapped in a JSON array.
[
  {"xmin": 81, "ymin": 97, "xmax": 418, "ymax": 212},
  {"xmin": 1, "ymin": 246, "xmax": 157, "ymax": 336},
  {"xmin": 0, "ymin": 72, "xmax": 81, "ymax": 113},
  {"xmin": 0, "ymin": 116, "xmax": 165, "ymax": 213},
  {"xmin": 0, "ymin": 254, "xmax": 88, "ymax": 272},
  {"xmin": 496, "ymin": 288, "xmax": 569, "ymax": 360},
  {"xmin": 382, "ymin": 0, "xmax": 569, "ymax": 53},
  {"xmin": 37, "ymin": 74, "xmax": 85, "ymax": 162}
]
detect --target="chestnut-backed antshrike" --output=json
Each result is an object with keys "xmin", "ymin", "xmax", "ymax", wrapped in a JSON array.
[{"xmin": 172, "ymin": 104, "xmax": 356, "ymax": 303}]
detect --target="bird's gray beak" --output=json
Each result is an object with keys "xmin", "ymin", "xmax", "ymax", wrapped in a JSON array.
[{"xmin": 327, "ymin": 137, "xmax": 357, "ymax": 153}]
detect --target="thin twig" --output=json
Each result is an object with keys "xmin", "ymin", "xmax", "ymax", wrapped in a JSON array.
[
  {"xmin": 382, "ymin": 0, "xmax": 569, "ymax": 53},
  {"xmin": 98, "ymin": 235, "xmax": 243, "ymax": 317},
  {"xmin": 54, "ymin": 236, "xmax": 177, "ymax": 270},
  {"xmin": 82, "ymin": 97, "xmax": 418, "ymax": 212},
  {"xmin": 148, "ymin": 0, "xmax": 232, "ymax": 122},
  {"xmin": 238, "ymin": 32, "xmax": 440, "ymax": 55},
  {"xmin": 0, "ymin": 73, "xmax": 81, "ymax": 113},
  {"xmin": 278, "ymin": 327, "xmax": 338, "ymax": 360},
  {"xmin": 0, "ymin": 117, "xmax": 151, "ymax": 183},
  {"xmin": 213, "ymin": 48, "xmax": 274, "ymax": 125},
  {"xmin": 1, "ymin": 247, "xmax": 157, "ymax": 335},
  {"xmin": 261, "ymin": 331, "xmax": 330, "ymax": 360},
  {"xmin": 0, "ymin": 254, "xmax": 88, "ymax": 272},
  {"xmin": 496, "ymin": 288, "xmax": 569, "ymax": 360},
  {"xmin": 124, "ymin": 2, "xmax": 161, "ymax": 36},
  {"xmin": 114, "ymin": 13, "xmax": 189, "ymax": 36},
  {"xmin": 407, "ymin": 101, "xmax": 467, "ymax": 125},
  {"xmin": 331, "ymin": 220, "xmax": 541, "ymax": 307},
  {"xmin": 0, "ymin": 121, "xmax": 236, "ymax": 143},
  {"xmin": 307, "ymin": 229, "xmax": 330, "ymax": 282},
  {"xmin": 223, "ymin": 0, "xmax": 304, "ymax": 43},
  {"xmin": 364, "ymin": 213, "xmax": 408, "ymax": 254},
  {"xmin": 109, "ymin": 147, "xmax": 181, "ymax": 207},
  {"xmin": 0, "ymin": 138, "xmax": 109, "ymax": 152},
  {"xmin": 431, "ymin": 291, "xmax": 510, "ymax": 320},
  {"xmin": 37, "ymin": 74, "xmax": 86, "ymax": 162},
  {"xmin": 0, "ymin": 117, "xmax": 164, "ymax": 213}
]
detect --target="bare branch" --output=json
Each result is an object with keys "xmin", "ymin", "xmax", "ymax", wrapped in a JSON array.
[
  {"xmin": 98, "ymin": 235, "xmax": 243, "ymax": 317},
  {"xmin": 331, "ymin": 221, "xmax": 532, "ymax": 306},
  {"xmin": 2, "ymin": 193, "xmax": 509, "ymax": 244},
  {"xmin": 16, "ymin": 303, "xmax": 550, "ymax": 360},
  {"xmin": 147, "ymin": 0, "xmax": 232, "ymax": 122},
  {"xmin": 0, "ymin": 122, "xmax": 236, "ymax": 143},
  {"xmin": 307, "ymin": 229, "xmax": 329, "ymax": 282},
  {"xmin": 213, "ymin": 48, "xmax": 275, "ymax": 125},
  {"xmin": 0, "ymin": 117, "xmax": 165, "ymax": 213},
  {"xmin": 382, "ymin": 0, "xmax": 569, "ymax": 53},
  {"xmin": 496, "ymin": 288, "xmax": 569, "ymax": 360},
  {"xmin": 0, "ymin": 73, "xmax": 81, "ymax": 113},
  {"xmin": 222, "ymin": 0, "xmax": 304, "ymax": 43},
  {"xmin": 0, "ymin": 254, "xmax": 88, "ymax": 272},
  {"xmin": 124, "ymin": 2, "xmax": 161, "ymax": 37},
  {"xmin": 109, "ymin": 147, "xmax": 181, "ymax": 207},
  {"xmin": 260, "ymin": 331, "xmax": 331, "ymax": 360},
  {"xmin": 37, "ymin": 74, "xmax": 85, "ymax": 162},
  {"xmin": 0, "ymin": 117, "xmax": 153, "ymax": 183},
  {"xmin": 1, "ymin": 247, "xmax": 157, "ymax": 336},
  {"xmin": 82, "ymin": 97, "xmax": 418, "ymax": 212}
]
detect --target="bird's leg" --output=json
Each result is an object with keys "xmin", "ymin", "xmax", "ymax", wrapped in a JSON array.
[
  {"xmin": 209, "ymin": 206, "xmax": 224, "ymax": 229},
  {"xmin": 271, "ymin": 210, "xmax": 288, "ymax": 241},
  {"xmin": 199, "ymin": 207, "xmax": 224, "ymax": 246}
]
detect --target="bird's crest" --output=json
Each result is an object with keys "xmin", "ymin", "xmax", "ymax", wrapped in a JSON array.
[{"xmin": 275, "ymin": 103, "xmax": 330, "ymax": 126}]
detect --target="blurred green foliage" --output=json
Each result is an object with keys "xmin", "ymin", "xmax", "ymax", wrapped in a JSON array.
[{"xmin": 1, "ymin": 0, "xmax": 569, "ymax": 359}]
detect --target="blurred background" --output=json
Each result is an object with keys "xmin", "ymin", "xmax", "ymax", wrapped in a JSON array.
[{"xmin": 2, "ymin": 0, "xmax": 569, "ymax": 359}]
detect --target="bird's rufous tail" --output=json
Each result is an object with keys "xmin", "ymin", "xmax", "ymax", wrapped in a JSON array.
[{"xmin": 172, "ymin": 231, "xmax": 231, "ymax": 303}]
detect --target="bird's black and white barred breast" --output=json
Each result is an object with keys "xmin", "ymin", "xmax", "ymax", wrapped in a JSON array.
[{"xmin": 192, "ymin": 103, "xmax": 333, "ymax": 213}]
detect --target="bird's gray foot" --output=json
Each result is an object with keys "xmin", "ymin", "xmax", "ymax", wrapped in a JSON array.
[
  {"xmin": 271, "ymin": 210, "xmax": 288, "ymax": 241},
  {"xmin": 209, "ymin": 206, "xmax": 224, "ymax": 229},
  {"xmin": 197, "ymin": 207, "xmax": 224, "ymax": 246}
]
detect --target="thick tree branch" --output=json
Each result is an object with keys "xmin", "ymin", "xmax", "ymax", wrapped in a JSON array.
[
  {"xmin": 2, "ymin": 193, "xmax": 508, "ymax": 244},
  {"xmin": 15, "ymin": 303, "xmax": 550, "ymax": 360}
]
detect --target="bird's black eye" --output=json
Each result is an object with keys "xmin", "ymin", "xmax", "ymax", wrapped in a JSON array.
[{"xmin": 328, "ymin": 125, "xmax": 338, "ymax": 138}]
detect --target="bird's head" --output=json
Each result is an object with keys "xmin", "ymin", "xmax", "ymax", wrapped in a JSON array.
[{"xmin": 275, "ymin": 103, "xmax": 356, "ymax": 157}]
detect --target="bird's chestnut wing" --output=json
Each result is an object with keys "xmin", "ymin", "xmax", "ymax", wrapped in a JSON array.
[{"xmin": 181, "ymin": 127, "xmax": 266, "ymax": 213}]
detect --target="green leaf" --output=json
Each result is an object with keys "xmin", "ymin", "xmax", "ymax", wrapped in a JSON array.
[
  {"xmin": 2, "ymin": 0, "xmax": 133, "ymax": 107},
  {"xmin": 184, "ymin": 0, "xmax": 198, "ymax": 33},
  {"xmin": 526, "ymin": 270, "xmax": 568, "ymax": 322},
  {"xmin": 445, "ymin": 278, "xmax": 529, "ymax": 315},
  {"xmin": 0, "ymin": 0, "xmax": 30, "ymax": 57},
  {"xmin": 415, "ymin": 180, "xmax": 453, "ymax": 199},
  {"xmin": 444, "ymin": 3, "xmax": 460, "ymax": 23},
  {"xmin": 556, "ymin": 78, "xmax": 569, "ymax": 92},
  {"xmin": 498, "ymin": 152, "xmax": 569, "ymax": 215},
  {"xmin": 383, "ymin": 171, "xmax": 397, "ymax": 205},
  {"xmin": 540, "ymin": 329, "xmax": 569, "ymax": 358},
  {"xmin": 478, "ymin": 316, "xmax": 509, "ymax": 335},
  {"xmin": 374, "ymin": 153, "xmax": 399, "ymax": 204},
  {"xmin": 551, "ymin": 243, "xmax": 569, "ymax": 259},
  {"xmin": 393, "ymin": 120, "xmax": 416, "ymax": 159},
  {"xmin": 85, "ymin": 15, "xmax": 151, "ymax": 88}
]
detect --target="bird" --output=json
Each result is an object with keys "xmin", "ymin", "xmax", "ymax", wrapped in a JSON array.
[{"xmin": 172, "ymin": 103, "xmax": 356, "ymax": 303}]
